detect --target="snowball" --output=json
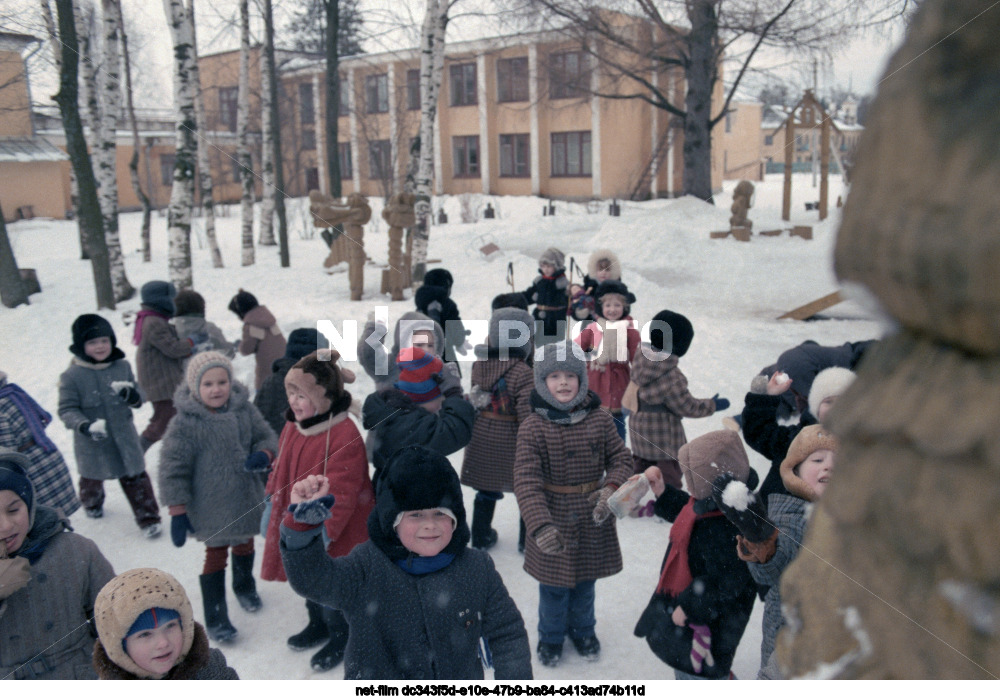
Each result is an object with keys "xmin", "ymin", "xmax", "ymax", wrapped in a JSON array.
[
  {"xmin": 775, "ymin": 371, "xmax": 790, "ymax": 384},
  {"xmin": 89, "ymin": 418, "xmax": 107, "ymax": 436},
  {"xmin": 721, "ymin": 480, "xmax": 752, "ymax": 511},
  {"xmin": 110, "ymin": 380, "xmax": 133, "ymax": 393}
]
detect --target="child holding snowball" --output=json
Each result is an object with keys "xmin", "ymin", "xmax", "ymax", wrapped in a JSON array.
[{"xmin": 58, "ymin": 314, "xmax": 162, "ymax": 536}]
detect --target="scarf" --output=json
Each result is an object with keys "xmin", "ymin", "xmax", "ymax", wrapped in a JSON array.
[
  {"xmin": 15, "ymin": 505, "xmax": 68, "ymax": 565},
  {"xmin": 655, "ymin": 497, "xmax": 724, "ymax": 598},
  {"xmin": 0, "ymin": 382, "xmax": 57, "ymax": 454},
  {"xmin": 395, "ymin": 552, "xmax": 455, "ymax": 575},
  {"xmin": 132, "ymin": 309, "xmax": 169, "ymax": 346},
  {"xmin": 530, "ymin": 389, "xmax": 599, "ymax": 425}
]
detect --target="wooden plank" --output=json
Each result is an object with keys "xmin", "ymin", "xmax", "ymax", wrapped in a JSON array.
[
  {"xmin": 778, "ymin": 291, "xmax": 844, "ymax": 321},
  {"xmin": 709, "ymin": 230, "xmax": 730, "ymax": 239}
]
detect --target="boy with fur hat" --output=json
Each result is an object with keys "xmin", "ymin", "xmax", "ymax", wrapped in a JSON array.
[
  {"xmin": 58, "ymin": 314, "xmax": 161, "ymax": 535},
  {"xmin": 358, "ymin": 311, "xmax": 447, "ymax": 391},
  {"xmin": 362, "ymin": 346, "xmax": 474, "ymax": 488},
  {"xmin": 461, "ymin": 307, "xmax": 535, "ymax": 551},
  {"xmin": 279, "ymin": 445, "xmax": 533, "ymax": 680},
  {"xmin": 228, "ymin": 288, "xmax": 287, "ymax": 391},
  {"xmin": 171, "ymin": 289, "xmax": 235, "ymax": 358},
  {"xmin": 569, "ymin": 248, "xmax": 623, "ymax": 323},
  {"xmin": 0, "ymin": 449, "xmax": 115, "ymax": 679},
  {"xmin": 254, "ymin": 327, "xmax": 330, "ymax": 434},
  {"xmin": 261, "ymin": 350, "xmax": 374, "ymax": 673},
  {"xmin": 158, "ymin": 352, "xmax": 278, "ymax": 643},
  {"xmin": 627, "ymin": 310, "xmax": 729, "ymax": 491},
  {"xmin": 631, "ymin": 431, "xmax": 758, "ymax": 680},
  {"xmin": 513, "ymin": 339, "xmax": 634, "ymax": 667},
  {"xmin": 521, "ymin": 247, "xmax": 570, "ymax": 344},
  {"xmin": 93, "ymin": 568, "xmax": 238, "ymax": 679}
]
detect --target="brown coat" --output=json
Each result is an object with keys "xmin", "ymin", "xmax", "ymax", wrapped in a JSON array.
[
  {"xmin": 135, "ymin": 314, "xmax": 192, "ymax": 402},
  {"xmin": 627, "ymin": 350, "xmax": 715, "ymax": 461},
  {"xmin": 238, "ymin": 305, "xmax": 286, "ymax": 390},
  {"xmin": 513, "ymin": 401, "xmax": 633, "ymax": 588},
  {"xmin": 460, "ymin": 357, "xmax": 533, "ymax": 493}
]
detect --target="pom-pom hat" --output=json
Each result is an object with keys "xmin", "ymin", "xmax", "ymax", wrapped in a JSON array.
[
  {"xmin": 678, "ymin": 430, "xmax": 751, "ymax": 501},
  {"xmin": 394, "ymin": 347, "xmax": 443, "ymax": 403}
]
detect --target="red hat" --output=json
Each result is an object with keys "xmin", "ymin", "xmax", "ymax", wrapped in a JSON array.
[{"xmin": 395, "ymin": 347, "xmax": 443, "ymax": 403}]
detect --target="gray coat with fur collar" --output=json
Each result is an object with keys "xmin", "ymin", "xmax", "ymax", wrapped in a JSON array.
[{"xmin": 158, "ymin": 381, "xmax": 277, "ymax": 547}]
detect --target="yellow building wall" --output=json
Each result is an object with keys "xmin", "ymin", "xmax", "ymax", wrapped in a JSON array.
[
  {"xmin": 716, "ymin": 102, "xmax": 764, "ymax": 182},
  {"xmin": 0, "ymin": 48, "xmax": 32, "ymax": 138},
  {"xmin": 0, "ymin": 161, "xmax": 69, "ymax": 219}
]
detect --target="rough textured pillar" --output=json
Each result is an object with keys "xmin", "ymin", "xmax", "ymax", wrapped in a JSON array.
[{"xmin": 381, "ymin": 193, "xmax": 417, "ymax": 301}]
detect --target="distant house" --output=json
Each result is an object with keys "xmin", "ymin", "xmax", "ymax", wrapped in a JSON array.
[{"xmin": 760, "ymin": 97, "xmax": 864, "ymax": 174}]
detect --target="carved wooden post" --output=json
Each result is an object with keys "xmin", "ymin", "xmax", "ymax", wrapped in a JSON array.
[
  {"xmin": 819, "ymin": 117, "xmax": 830, "ymax": 221},
  {"xmin": 782, "ymin": 118, "xmax": 794, "ymax": 221},
  {"xmin": 309, "ymin": 190, "xmax": 371, "ymax": 301},
  {"xmin": 381, "ymin": 193, "xmax": 417, "ymax": 301},
  {"xmin": 344, "ymin": 193, "xmax": 371, "ymax": 301}
]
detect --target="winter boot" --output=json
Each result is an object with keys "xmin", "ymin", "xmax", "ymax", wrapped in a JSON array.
[
  {"xmin": 536, "ymin": 641, "xmax": 563, "ymax": 667},
  {"xmin": 231, "ymin": 551, "xmax": 263, "ymax": 612},
  {"xmin": 518, "ymin": 517, "xmax": 526, "ymax": 554},
  {"xmin": 199, "ymin": 571, "xmax": 238, "ymax": 643},
  {"xmin": 471, "ymin": 496, "xmax": 498, "ymax": 550},
  {"xmin": 288, "ymin": 599, "xmax": 330, "ymax": 651},
  {"xmin": 310, "ymin": 607, "xmax": 349, "ymax": 672}
]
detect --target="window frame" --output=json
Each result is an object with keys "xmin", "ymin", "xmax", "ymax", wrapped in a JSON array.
[
  {"xmin": 368, "ymin": 139, "xmax": 391, "ymax": 180},
  {"xmin": 548, "ymin": 51, "xmax": 588, "ymax": 100},
  {"xmin": 299, "ymin": 82, "xmax": 315, "ymax": 125},
  {"xmin": 499, "ymin": 133, "xmax": 530, "ymax": 178},
  {"xmin": 449, "ymin": 63, "xmax": 477, "ymax": 107},
  {"xmin": 365, "ymin": 73, "xmax": 389, "ymax": 114},
  {"xmin": 452, "ymin": 135, "xmax": 480, "ymax": 178},
  {"xmin": 406, "ymin": 69, "xmax": 421, "ymax": 111},
  {"xmin": 217, "ymin": 86, "xmax": 238, "ymax": 132},
  {"xmin": 550, "ymin": 131, "xmax": 592, "ymax": 177},
  {"xmin": 339, "ymin": 142, "xmax": 353, "ymax": 179},
  {"xmin": 496, "ymin": 57, "xmax": 528, "ymax": 103}
]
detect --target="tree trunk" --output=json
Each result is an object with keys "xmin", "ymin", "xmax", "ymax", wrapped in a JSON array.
[
  {"xmin": 54, "ymin": 0, "xmax": 114, "ymax": 310},
  {"xmin": 411, "ymin": 0, "xmax": 447, "ymax": 286},
  {"xmin": 325, "ymin": 0, "xmax": 341, "ymax": 198},
  {"xmin": 238, "ymin": 0, "xmax": 254, "ymax": 266},
  {"xmin": 0, "ymin": 203, "xmax": 29, "ymax": 308},
  {"xmin": 682, "ymin": 0, "xmax": 719, "ymax": 203},
  {"xmin": 263, "ymin": 0, "xmax": 289, "ymax": 267},
  {"xmin": 258, "ymin": 42, "xmax": 276, "ymax": 246},
  {"xmin": 189, "ymin": 0, "xmax": 222, "ymax": 268},
  {"xmin": 163, "ymin": 0, "xmax": 197, "ymax": 291}
]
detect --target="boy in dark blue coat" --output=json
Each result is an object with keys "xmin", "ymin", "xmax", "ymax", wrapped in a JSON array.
[
  {"xmin": 415, "ymin": 268, "xmax": 470, "ymax": 364},
  {"xmin": 521, "ymin": 248, "xmax": 569, "ymax": 344}
]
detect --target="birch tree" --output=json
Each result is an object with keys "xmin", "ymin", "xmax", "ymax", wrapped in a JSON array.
[
  {"xmin": 237, "ymin": 0, "xmax": 254, "ymax": 266},
  {"xmin": 258, "ymin": 35, "xmax": 275, "ymax": 247},
  {"xmin": 262, "ymin": 0, "xmax": 289, "ymax": 266},
  {"xmin": 189, "ymin": 0, "xmax": 222, "ymax": 268}
]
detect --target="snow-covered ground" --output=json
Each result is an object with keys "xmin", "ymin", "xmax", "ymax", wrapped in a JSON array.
[{"xmin": 1, "ymin": 173, "xmax": 886, "ymax": 688}]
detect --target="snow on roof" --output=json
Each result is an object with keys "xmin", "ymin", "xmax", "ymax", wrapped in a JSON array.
[{"xmin": 0, "ymin": 136, "xmax": 68, "ymax": 163}]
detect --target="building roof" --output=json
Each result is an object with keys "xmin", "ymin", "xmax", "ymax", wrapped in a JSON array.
[
  {"xmin": 0, "ymin": 32, "xmax": 39, "ymax": 52},
  {"xmin": 0, "ymin": 136, "xmax": 68, "ymax": 163}
]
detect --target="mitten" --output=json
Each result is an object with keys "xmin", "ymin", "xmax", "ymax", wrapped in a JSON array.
[
  {"xmin": 588, "ymin": 485, "xmax": 616, "ymax": 525},
  {"xmin": 533, "ymin": 525, "xmax": 565, "ymax": 555},
  {"xmin": 468, "ymin": 385, "xmax": 493, "ymax": 410},
  {"xmin": 689, "ymin": 624, "xmax": 715, "ymax": 673},
  {"xmin": 711, "ymin": 394, "xmax": 730, "ymax": 411},
  {"xmin": 170, "ymin": 514, "xmax": 194, "ymax": 548},
  {"xmin": 287, "ymin": 494, "xmax": 336, "ymax": 525},
  {"xmin": 79, "ymin": 419, "xmax": 107, "ymax": 441},
  {"xmin": 435, "ymin": 362, "xmax": 463, "ymax": 397},
  {"xmin": 712, "ymin": 474, "xmax": 776, "ymax": 543},
  {"xmin": 0, "ymin": 541, "xmax": 31, "ymax": 600},
  {"xmin": 120, "ymin": 385, "xmax": 141, "ymax": 405},
  {"xmin": 243, "ymin": 451, "xmax": 272, "ymax": 473}
]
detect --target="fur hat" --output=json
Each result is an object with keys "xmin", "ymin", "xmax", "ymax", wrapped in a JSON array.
[
  {"xmin": 285, "ymin": 350, "xmax": 353, "ymax": 416},
  {"xmin": 284, "ymin": 328, "xmax": 329, "ymax": 362},
  {"xmin": 807, "ymin": 367, "xmax": 856, "ymax": 419},
  {"xmin": 172, "ymin": 289, "xmax": 205, "ymax": 317},
  {"xmin": 491, "ymin": 292, "xmax": 529, "ymax": 312},
  {"xmin": 394, "ymin": 347, "xmax": 443, "ymax": 403},
  {"xmin": 422, "ymin": 268, "xmax": 453, "ymax": 293},
  {"xmin": 70, "ymin": 314, "xmax": 119, "ymax": 361},
  {"xmin": 485, "ymin": 307, "xmax": 534, "ymax": 357},
  {"xmin": 780, "ymin": 425, "xmax": 839, "ymax": 502},
  {"xmin": 227, "ymin": 289, "xmax": 259, "ymax": 319},
  {"xmin": 94, "ymin": 568, "xmax": 195, "ymax": 679},
  {"xmin": 594, "ymin": 280, "xmax": 636, "ymax": 317},
  {"xmin": 538, "ymin": 247, "xmax": 565, "ymax": 272},
  {"xmin": 678, "ymin": 430, "xmax": 751, "ymax": 501},
  {"xmin": 0, "ymin": 449, "xmax": 34, "ymax": 527},
  {"xmin": 533, "ymin": 339, "xmax": 589, "ymax": 410},
  {"xmin": 185, "ymin": 351, "xmax": 232, "ymax": 397},
  {"xmin": 587, "ymin": 248, "xmax": 622, "ymax": 282},
  {"xmin": 140, "ymin": 281, "xmax": 177, "ymax": 317},
  {"xmin": 650, "ymin": 309, "xmax": 694, "ymax": 357}
]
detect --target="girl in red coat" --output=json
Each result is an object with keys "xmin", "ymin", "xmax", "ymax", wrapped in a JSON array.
[{"xmin": 260, "ymin": 350, "xmax": 374, "ymax": 673}]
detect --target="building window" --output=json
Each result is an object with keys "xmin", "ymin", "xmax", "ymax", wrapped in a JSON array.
[
  {"xmin": 407, "ymin": 69, "xmax": 421, "ymax": 110},
  {"xmin": 551, "ymin": 131, "xmax": 591, "ymax": 176},
  {"xmin": 452, "ymin": 135, "xmax": 479, "ymax": 178},
  {"xmin": 160, "ymin": 153, "xmax": 175, "ymax": 186},
  {"xmin": 764, "ymin": 134, "xmax": 773, "ymax": 146},
  {"xmin": 218, "ymin": 86, "xmax": 238, "ymax": 131},
  {"xmin": 368, "ymin": 140, "xmax": 391, "ymax": 180},
  {"xmin": 499, "ymin": 133, "xmax": 529, "ymax": 177},
  {"xmin": 299, "ymin": 82, "xmax": 315, "ymax": 125},
  {"xmin": 302, "ymin": 129, "xmax": 316, "ymax": 150},
  {"xmin": 449, "ymin": 63, "xmax": 477, "ymax": 107},
  {"xmin": 365, "ymin": 74, "xmax": 388, "ymax": 113},
  {"xmin": 339, "ymin": 142, "xmax": 352, "ymax": 179},
  {"xmin": 549, "ymin": 51, "xmax": 587, "ymax": 100},
  {"xmin": 305, "ymin": 167, "xmax": 319, "ymax": 192},
  {"xmin": 232, "ymin": 152, "xmax": 251, "ymax": 182},
  {"xmin": 497, "ymin": 57, "xmax": 528, "ymax": 103},
  {"xmin": 339, "ymin": 75, "xmax": 350, "ymax": 116},
  {"xmin": 725, "ymin": 112, "xmax": 732, "ymax": 133}
]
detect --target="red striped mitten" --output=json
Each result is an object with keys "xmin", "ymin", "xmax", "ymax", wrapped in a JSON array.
[{"xmin": 689, "ymin": 624, "xmax": 714, "ymax": 674}]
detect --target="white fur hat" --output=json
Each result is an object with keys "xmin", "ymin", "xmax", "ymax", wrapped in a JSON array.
[{"xmin": 808, "ymin": 367, "xmax": 856, "ymax": 418}]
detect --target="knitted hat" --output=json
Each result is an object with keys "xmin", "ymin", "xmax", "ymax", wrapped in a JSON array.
[
  {"xmin": 0, "ymin": 449, "xmax": 34, "ymax": 527},
  {"xmin": 285, "ymin": 328, "xmax": 330, "ymax": 362},
  {"xmin": 227, "ymin": 289, "xmax": 259, "ymax": 319},
  {"xmin": 491, "ymin": 292, "xmax": 529, "ymax": 312},
  {"xmin": 69, "ymin": 314, "xmax": 118, "ymax": 359},
  {"xmin": 422, "ymin": 268, "xmax": 453, "ymax": 293},
  {"xmin": 94, "ymin": 568, "xmax": 195, "ymax": 679},
  {"xmin": 172, "ymin": 289, "xmax": 205, "ymax": 317},
  {"xmin": 650, "ymin": 309, "xmax": 694, "ymax": 357},
  {"xmin": 285, "ymin": 350, "xmax": 354, "ymax": 416},
  {"xmin": 393, "ymin": 312, "xmax": 446, "ymax": 357},
  {"xmin": 140, "ymin": 281, "xmax": 177, "ymax": 317},
  {"xmin": 678, "ymin": 430, "xmax": 751, "ymax": 500},
  {"xmin": 533, "ymin": 339, "xmax": 589, "ymax": 410},
  {"xmin": 394, "ymin": 347, "xmax": 444, "ymax": 403},
  {"xmin": 538, "ymin": 247, "xmax": 565, "ymax": 272},
  {"xmin": 486, "ymin": 307, "xmax": 534, "ymax": 357},
  {"xmin": 594, "ymin": 280, "xmax": 636, "ymax": 317},
  {"xmin": 185, "ymin": 351, "xmax": 232, "ymax": 396},
  {"xmin": 587, "ymin": 248, "xmax": 622, "ymax": 281},
  {"xmin": 780, "ymin": 425, "xmax": 839, "ymax": 502},
  {"xmin": 807, "ymin": 367, "xmax": 856, "ymax": 419}
]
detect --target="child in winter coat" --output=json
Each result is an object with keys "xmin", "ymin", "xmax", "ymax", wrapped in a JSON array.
[
  {"xmin": 229, "ymin": 289, "xmax": 287, "ymax": 391},
  {"xmin": 171, "ymin": 289, "xmax": 235, "ymax": 358},
  {"xmin": 492, "ymin": 292, "xmax": 529, "ymax": 312},
  {"xmin": 0, "ymin": 371, "xmax": 80, "ymax": 517},
  {"xmin": 513, "ymin": 340, "xmax": 634, "ymax": 668},
  {"xmin": 461, "ymin": 308, "xmax": 535, "ymax": 551},
  {"xmin": 358, "ymin": 311, "xmax": 446, "ymax": 391},
  {"xmin": 415, "ymin": 268, "xmax": 471, "ymax": 363},
  {"xmin": 627, "ymin": 310, "xmax": 729, "ymax": 491},
  {"xmin": 522, "ymin": 247, "xmax": 569, "ymax": 345},
  {"xmin": 0, "ymin": 450, "xmax": 114, "ymax": 679},
  {"xmin": 279, "ymin": 445, "xmax": 533, "ymax": 680},
  {"xmin": 157, "ymin": 352, "xmax": 278, "ymax": 644},
  {"xmin": 58, "ymin": 314, "xmax": 161, "ymax": 535},
  {"xmin": 632, "ymin": 430, "xmax": 758, "ymax": 680},
  {"xmin": 361, "ymin": 347, "xmax": 474, "ymax": 488},
  {"xmin": 254, "ymin": 327, "xmax": 329, "ymax": 435},
  {"xmin": 92, "ymin": 568, "xmax": 239, "ymax": 679},
  {"xmin": 133, "ymin": 280, "xmax": 196, "ymax": 452},
  {"xmin": 261, "ymin": 351, "xmax": 374, "ymax": 673},
  {"xmin": 569, "ymin": 248, "xmax": 623, "ymax": 323},
  {"xmin": 575, "ymin": 280, "xmax": 641, "ymax": 442}
]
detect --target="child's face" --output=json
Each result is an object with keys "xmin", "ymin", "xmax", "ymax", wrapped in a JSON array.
[
  {"xmin": 198, "ymin": 367, "xmax": 231, "ymax": 408},
  {"xmin": 796, "ymin": 449, "xmax": 835, "ymax": 498},
  {"xmin": 595, "ymin": 261, "xmax": 612, "ymax": 282},
  {"xmin": 395, "ymin": 508, "xmax": 455, "ymax": 557},
  {"xmin": 539, "ymin": 262, "xmax": 556, "ymax": 277},
  {"xmin": 816, "ymin": 395, "xmax": 838, "ymax": 423},
  {"xmin": 286, "ymin": 386, "xmax": 317, "ymax": 422},
  {"xmin": 84, "ymin": 336, "xmax": 113, "ymax": 362},
  {"xmin": 125, "ymin": 618, "xmax": 184, "ymax": 679},
  {"xmin": 419, "ymin": 396, "xmax": 444, "ymax": 414},
  {"xmin": 410, "ymin": 331, "xmax": 436, "ymax": 355},
  {"xmin": 545, "ymin": 370, "xmax": 580, "ymax": 404},
  {"xmin": 0, "ymin": 490, "xmax": 29, "ymax": 555},
  {"xmin": 601, "ymin": 298, "xmax": 624, "ymax": 321}
]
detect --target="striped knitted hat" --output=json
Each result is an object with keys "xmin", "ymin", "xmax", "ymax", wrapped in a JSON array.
[{"xmin": 394, "ymin": 347, "xmax": 443, "ymax": 403}]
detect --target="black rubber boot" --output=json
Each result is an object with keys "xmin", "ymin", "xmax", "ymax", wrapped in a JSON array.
[
  {"xmin": 288, "ymin": 599, "xmax": 330, "ymax": 651},
  {"xmin": 310, "ymin": 607, "xmax": 349, "ymax": 672},
  {"xmin": 471, "ymin": 496, "xmax": 498, "ymax": 550},
  {"xmin": 200, "ymin": 571, "xmax": 238, "ymax": 643},
  {"xmin": 231, "ymin": 551, "xmax": 263, "ymax": 612}
]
